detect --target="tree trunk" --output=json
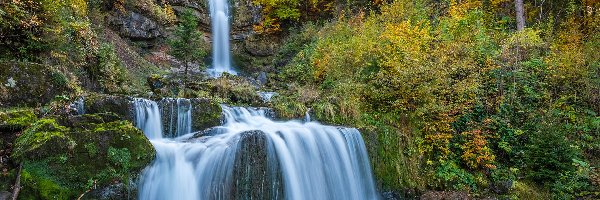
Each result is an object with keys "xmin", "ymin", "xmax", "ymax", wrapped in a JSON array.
[
  {"xmin": 515, "ymin": 0, "xmax": 525, "ymax": 31},
  {"xmin": 11, "ymin": 163, "xmax": 23, "ymax": 200}
]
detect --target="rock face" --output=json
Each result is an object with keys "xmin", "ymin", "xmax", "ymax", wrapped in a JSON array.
[
  {"xmin": 231, "ymin": 130, "xmax": 284, "ymax": 199},
  {"xmin": 110, "ymin": 11, "xmax": 162, "ymax": 40},
  {"xmin": 0, "ymin": 62, "xmax": 71, "ymax": 107},
  {"xmin": 12, "ymin": 115, "xmax": 155, "ymax": 199}
]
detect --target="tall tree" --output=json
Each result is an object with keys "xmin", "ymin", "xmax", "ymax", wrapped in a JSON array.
[
  {"xmin": 515, "ymin": 0, "xmax": 525, "ymax": 31},
  {"xmin": 169, "ymin": 8, "xmax": 207, "ymax": 91}
]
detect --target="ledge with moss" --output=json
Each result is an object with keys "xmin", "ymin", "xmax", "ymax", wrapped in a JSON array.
[
  {"xmin": 11, "ymin": 113, "xmax": 155, "ymax": 199},
  {"xmin": 0, "ymin": 108, "xmax": 37, "ymax": 131}
]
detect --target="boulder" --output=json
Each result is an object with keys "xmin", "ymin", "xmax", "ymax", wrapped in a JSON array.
[{"xmin": 83, "ymin": 182, "xmax": 132, "ymax": 200}]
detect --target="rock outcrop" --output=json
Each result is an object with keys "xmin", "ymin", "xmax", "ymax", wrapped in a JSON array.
[{"xmin": 109, "ymin": 11, "xmax": 162, "ymax": 40}]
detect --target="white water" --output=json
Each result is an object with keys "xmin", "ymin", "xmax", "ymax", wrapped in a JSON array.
[
  {"xmin": 208, "ymin": 0, "xmax": 237, "ymax": 76},
  {"xmin": 136, "ymin": 99, "xmax": 379, "ymax": 200},
  {"xmin": 70, "ymin": 97, "xmax": 85, "ymax": 115},
  {"xmin": 257, "ymin": 91, "xmax": 278, "ymax": 103}
]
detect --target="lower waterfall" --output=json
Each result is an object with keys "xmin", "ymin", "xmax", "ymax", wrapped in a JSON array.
[{"xmin": 134, "ymin": 98, "xmax": 379, "ymax": 200}]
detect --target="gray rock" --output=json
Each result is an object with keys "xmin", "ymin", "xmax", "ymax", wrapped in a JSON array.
[
  {"xmin": 231, "ymin": 130, "xmax": 284, "ymax": 199},
  {"xmin": 110, "ymin": 11, "xmax": 161, "ymax": 40},
  {"xmin": 257, "ymin": 72, "xmax": 268, "ymax": 85}
]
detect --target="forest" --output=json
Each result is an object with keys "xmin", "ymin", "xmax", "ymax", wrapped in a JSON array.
[{"xmin": 0, "ymin": 0, "xmax": 599, "ymax": 199}]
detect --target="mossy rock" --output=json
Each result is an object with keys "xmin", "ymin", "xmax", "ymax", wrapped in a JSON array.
[
  {"xmin": 190, "ymin": 98, "xmax": 222, "ymax": 132},
  {"xmin": 12, "ymin": 118, "xmax": 71, "ymax": 160},
  {"xmin": 84, "ymin": 94, "xmax": 133, "ymax": 121},
  {"xmin": 13, "ymin": 114, "xmax": 155, "ymax": 199},
  {"xmin": 0, "ymin": 62, "xmax": 72, "ymax": 107},
  {"xmin": 0, "ymin": 108, "xmax": 37, "ymax": 131}
]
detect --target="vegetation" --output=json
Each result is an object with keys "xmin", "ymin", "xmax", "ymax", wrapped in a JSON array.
[
  {"xmin": 271, "ymin": 0, "xmax": 600, "ymax": 198},
  {"xmin": 169, "ymin": 8, "xmax": 208, "ymax": 92}
]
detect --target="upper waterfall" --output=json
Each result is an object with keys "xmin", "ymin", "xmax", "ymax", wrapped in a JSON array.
[{"xmin": 208, "ymin": 0, "xmax": 237, "ymax": 77}]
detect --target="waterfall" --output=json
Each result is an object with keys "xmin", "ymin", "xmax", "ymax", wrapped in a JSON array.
[
  {"xmin": 305, "ymin": 108, "xmax": 312, "ymax": 122},
  {"xmin": 133, "ymin": 98, "xmax": 163, "ymax": 140},
  {"xmin": 70, "ymin": 96, "xmax": 85, "ymax": 115},
  {"xmin": 208, "ymin": 0, "xmax": 237, "ymax": 77},
  {"xmin": 136, "ymin": 99, "xmax": 380, "ymax": 200}
]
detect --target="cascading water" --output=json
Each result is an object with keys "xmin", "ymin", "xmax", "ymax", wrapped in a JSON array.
[
  {"xmin": 134, "ymin": 99, "xmax": 163, "ymax": 140},
  {"xmin": 208, "ymin": 0, "xmax": 237, "ymax": 76},
  {"xmin": 136, "ymin": 99, "xmax": 379, "ymax": 200}
]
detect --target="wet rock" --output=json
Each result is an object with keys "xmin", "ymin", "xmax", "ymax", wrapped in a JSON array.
[
  {"xmin": 231, "ymin": 130, "xmax": 284, "ymax": 199},
  {"xmin": 490, "ymin": 179, "xmax": 513, "ymax": 195},
  {"xmin": 191, "ymin": 127, "xmax": 228, "ymax": 138},
  {"xmin": 381, "ymin": 191, "xmax": 400, "ymax": 200},
  {"xmin": 190, "ymin": 98, "xmax": 222, "ymax": 131},
  {"xmin": 110, "ymin": 11, "xmax": 161, "ymax": 40},
  {"xmin": 157, "ymin": 98, "xmax": 221, "ymax": 137},
  {"xmin": 0, "ymin": 191, "xmax": 11, "ymax": 200}
]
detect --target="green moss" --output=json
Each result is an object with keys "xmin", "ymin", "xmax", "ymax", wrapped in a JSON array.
[
  {"xmin": 20, "ymin": 163, "xmax": 73, "ymax": 200},
  {"xmin": 0, "ymin": 108, "xmax": 37, "ymax": 130},
  {"xmin": 12, "ymin": 118, "xmax": 71, "ymax": 160},
  {"xmin": 12, "ymin": 114, "xmax": 155, "ymax": 199},
  {"xmin": 191, "ymin": 98, "xmax": 222, "ymax": 132}
]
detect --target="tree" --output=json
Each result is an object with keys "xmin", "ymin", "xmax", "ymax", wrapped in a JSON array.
[
  {"xmin": 515, "ymin": 0, "xmax": 525, "ymax": 31},
  {"xmin": 169, "ymin": 8, "xmax": 207, "ymax": 90}
]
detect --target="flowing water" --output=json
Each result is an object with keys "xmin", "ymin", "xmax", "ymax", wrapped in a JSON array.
[
  {"xmin": 135, "ymin": 98, "xmax": 379, "ymax": 200},
  {"xmin": 208, "ymin": 0, "xmax": 236, "ymax": 76}
]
